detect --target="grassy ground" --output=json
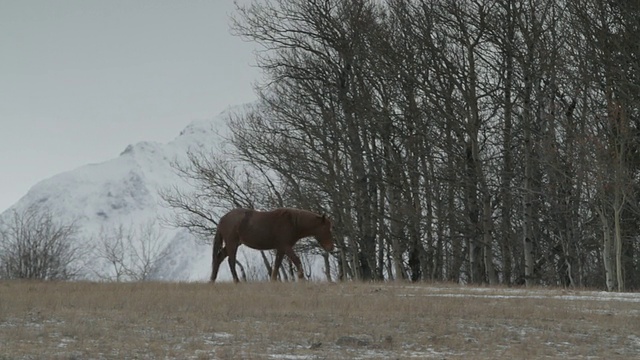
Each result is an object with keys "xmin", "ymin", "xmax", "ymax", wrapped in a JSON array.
[{"xmin": 0, "ymin": 280, "xmax": 639, "ymax": 359}]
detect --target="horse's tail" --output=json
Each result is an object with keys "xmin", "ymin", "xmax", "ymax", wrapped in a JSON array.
[{"xmin": 210, "ymin": 230, "xmax": 223, "ymax": 282}]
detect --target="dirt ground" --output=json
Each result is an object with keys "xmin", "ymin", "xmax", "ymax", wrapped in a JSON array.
[{"xmin": 1, "ymin": 280, "xmax": 639, "ymax": 359}]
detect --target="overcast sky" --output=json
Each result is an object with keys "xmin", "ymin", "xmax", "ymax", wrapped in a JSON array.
[{"xmin": 0, "ymin": 0, "xmax": 261, "ymax": 212}]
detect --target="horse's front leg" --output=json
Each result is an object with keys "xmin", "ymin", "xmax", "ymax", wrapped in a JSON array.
[
  {"xmin": 284, "ymin": 248, "xmax": 305, "ymax": 281},
  {"xmin": 271, "ymin": 250, "xmax": 284, "ymax": 281}
]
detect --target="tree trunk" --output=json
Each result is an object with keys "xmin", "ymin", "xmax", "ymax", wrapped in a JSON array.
[
  {"xmin": 483, "ymin": 196, "xmax": 498, "ymax": 285},
  {"xmin": 323, "ymin": 252, "xmax": 332, "ymax": 282},
  {"xmin": 523, "ymin": 118, "xmax": 535, "ymax": 286},
  {"xmin": 614, "ymin": 196, "xmax": 625, "ymax": 292}
]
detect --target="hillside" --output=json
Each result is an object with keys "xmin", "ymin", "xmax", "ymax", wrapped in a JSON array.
[{"xmin": 2, "ymin": 281, "xmax": 639, "ymax": 359}]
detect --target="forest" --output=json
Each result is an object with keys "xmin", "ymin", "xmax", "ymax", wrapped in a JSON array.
[{"xmin": 164, "ymin": 0, "xmax": 640, "ymax": 291}]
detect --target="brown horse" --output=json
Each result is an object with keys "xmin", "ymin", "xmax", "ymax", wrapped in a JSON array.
[{"xmin": 210, "ymin": 208, "xmax": 334, "ymax": 283}]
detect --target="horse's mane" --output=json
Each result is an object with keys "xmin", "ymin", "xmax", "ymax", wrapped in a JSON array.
[
  {"xmin": 239, "ymin": 209, "xmax": 253, "ymax": 230},
  {"xmin": 273, "ymin": 208, "xmax": 323, "ymax": 230},
  {"xmin": 274, "ymin": 208, "xmax": 299, "ymax": 229}
]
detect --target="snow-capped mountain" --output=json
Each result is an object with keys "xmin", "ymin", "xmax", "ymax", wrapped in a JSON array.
[{"xmin": 0, "ymin": 104, "xmax": 272, "ymax": 282}]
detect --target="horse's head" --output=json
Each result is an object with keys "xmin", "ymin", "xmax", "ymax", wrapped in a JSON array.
[{"xmin": 315, "ymin": 214, "xmax": 334, "ymax": 252}]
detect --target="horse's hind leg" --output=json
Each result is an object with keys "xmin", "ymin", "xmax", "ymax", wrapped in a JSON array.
[
  {"xmin": 271, "ymin": 250, "xmax": 285, "ymax": 281},
  {"xmin": 227, "ymin": 244, "xmax": 241, "ymax": 283},
  {"xmin": 210, "ymin": 247, "xmax": 228, "ymax": 283},
  {"xmin": 284, "ymin": 248, "xmax": 305, "ymax": 281}
]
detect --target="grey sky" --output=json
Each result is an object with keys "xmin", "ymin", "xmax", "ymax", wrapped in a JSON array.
[{"xmin": 0, "ymin": 0, "xmax": 261, "ymax": 212}]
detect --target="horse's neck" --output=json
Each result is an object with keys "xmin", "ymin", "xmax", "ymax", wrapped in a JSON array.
[
  {"xmin": 297, "ymin": 226, "xmax": 313, "ymax": 239},
  {"xmin": 296, "ymin": 216, "xmax": 320, "ymax": 239}
]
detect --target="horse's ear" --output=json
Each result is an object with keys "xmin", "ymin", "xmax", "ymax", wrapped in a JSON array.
[{"xmin": 321, "ymin": 213, "xmax": 328, "ymax": 223}]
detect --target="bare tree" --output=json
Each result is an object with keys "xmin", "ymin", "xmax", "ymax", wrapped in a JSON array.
[
  {"xmin": 94, "ymin": 224, "xmax": 129, "ymax": 281},
  {"xmin": 569, "ymin": 0, "xmax": 640, "ymax": 291},
  {"xmin": 0, "ymin": 205, "xmax": 84, "ymax": 280},
  {"xmin": 92, "ymin": 220, "xmax": 169, "ymax": 281}
]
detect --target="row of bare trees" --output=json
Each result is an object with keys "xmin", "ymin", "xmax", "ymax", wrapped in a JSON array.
[
  {"xmin": 165, "ymin": 0, "xmax": 639, "ymax": 290},
  {"xmin": 0, "ymin": 205, "xmax": 169, "ymax": 281}
]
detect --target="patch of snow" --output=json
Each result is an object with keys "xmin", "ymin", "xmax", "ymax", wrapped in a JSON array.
[
  {"xmin": 398, "ymin": 286, "xmax": 640, "ymax": 303},
  {"xmin": 57, "ymin": 337, "xmax": 76, "ymax": 348},
  {"xmin": 269, "ymin": 355, "xmax": 316, "ymax": 360},
  {"xmin": 628, "ymin": 334, "xmax": 640, "ymax": 347}
]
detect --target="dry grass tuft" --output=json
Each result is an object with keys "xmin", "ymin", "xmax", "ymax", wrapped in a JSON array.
[{"xmin": 1, "ymin": 280, "xmax": 639, "ymax": 359}]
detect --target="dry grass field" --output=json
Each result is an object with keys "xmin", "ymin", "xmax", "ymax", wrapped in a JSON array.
[{"xmin": 1, "ymin": 280, "xmax": 639, "ymax": 359}]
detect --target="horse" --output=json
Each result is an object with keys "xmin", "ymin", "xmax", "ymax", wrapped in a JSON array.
[{"xmin": 210, "ymin": 207, "xmax": 334, "ymax": 283}]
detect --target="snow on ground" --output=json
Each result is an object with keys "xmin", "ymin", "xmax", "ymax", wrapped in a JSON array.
[{"xmin": 402, "ymin": 285, "xmax": 640, "ymax": 303}]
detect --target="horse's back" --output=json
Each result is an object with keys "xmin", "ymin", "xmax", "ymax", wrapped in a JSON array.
[
  {"xmin": 218, "ymin": 208, "xmax": 251, "ymax": 232},
  {"xmin": 218, "ymin": 208, "xmax": 274, "ymax": 234},
  {"xmin": 230, "ymin": 208, "xmax": 294, "ymax": 246},
  {"xmin": 222, "ymin": 208, "xmax": 251, "ymax": 219}
]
